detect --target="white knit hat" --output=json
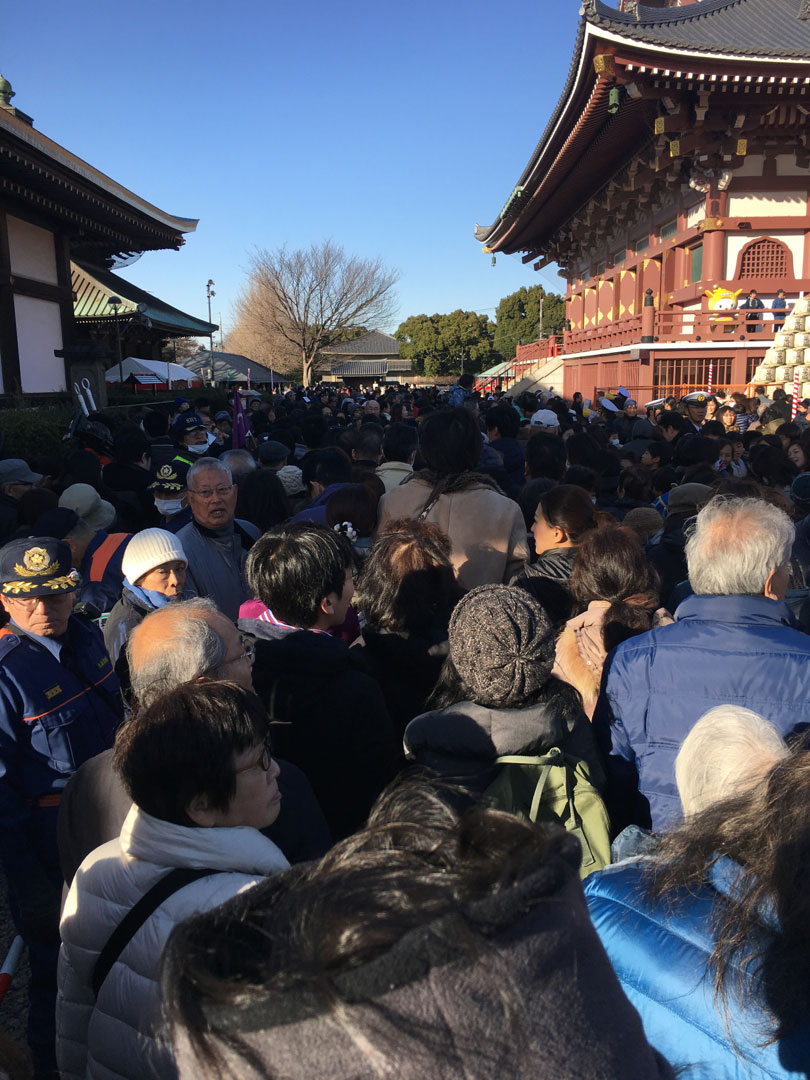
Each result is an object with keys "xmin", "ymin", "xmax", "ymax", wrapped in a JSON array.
[{"xmin": 122, "ymin": 529, "xmax": 188, "ymax": 586}]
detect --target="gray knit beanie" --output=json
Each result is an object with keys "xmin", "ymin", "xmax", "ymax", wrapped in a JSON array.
[{"xmin": 448, "ymin": 585, "xmax": 555, "ymax": 708}]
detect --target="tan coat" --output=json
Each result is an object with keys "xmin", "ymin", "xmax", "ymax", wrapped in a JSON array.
[
  {"xmin": 377, "ymin": 477, "xmax": 528, "ymax": 590},
  {"xmin": 553, "ymin": 600, "xmax": 673, "ymax": 719},
  {"xmin": 376, "ymin": 460, "xmax": 414, "ymax": 493}
]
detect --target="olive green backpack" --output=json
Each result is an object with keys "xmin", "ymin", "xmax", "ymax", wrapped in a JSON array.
[{"xmin": 484, "ymin": 747, "xmax": 610, "ymax": 879}]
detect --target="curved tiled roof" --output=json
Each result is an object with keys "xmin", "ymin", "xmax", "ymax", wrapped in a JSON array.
[
  {"xmin": 587, "ymin": 0, "xmax": 810, "ymax": 60},
  {"xmin": 475, "ymin": 0, "xmax": 810, "ymax": 248}
]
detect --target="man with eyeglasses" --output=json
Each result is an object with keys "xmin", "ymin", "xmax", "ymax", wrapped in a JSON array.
[
  {"xmin": 57, "ymin": 599, "xmax": 331, "ymax": 889},
  {"xmin": 176, "ymin": 458, "xmax": 260, "ymax": 621},
  {"xmin": 0, "ymin": 537, "xmax": 124, "ymax": 1076}
]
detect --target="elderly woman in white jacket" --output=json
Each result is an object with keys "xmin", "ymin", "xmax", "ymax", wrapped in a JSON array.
[{"xmin": 56, "ymin": 680, "xmax": 290, "ymax": 1080}]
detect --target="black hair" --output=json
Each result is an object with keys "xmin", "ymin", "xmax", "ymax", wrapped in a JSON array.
[
  {"xmin": 645, "ymin": 441, "xmax": 673, "ymax": 467},
  {"xmin": 564, "ymin": 433, "xmax": 601, "ymax": 472},
  {"xmin": 457, "ymin": 372, "xmax": 475, "ymax": 389},
  {"xmin": 161, "ymin": 776, "xmax": 560, "ymax": 1077},
  {"xmin": 113, "ymin": 424, "xmax": 150, "ymax": 466},
  {"xmin": 301, "ymin": 415, "xmax": 329, "ymax": 449},
  {"xmin": 525, "ymin": 433, "xmax": 566, "ymax": 481},
  {"xmin": 518, "ymin": 477, "xmax": 556, "ymax": 529},
  {"xmin": 675, "ymin": 435, "xmax": 719, "ymax": 469},
  {"xmin": 618, "ymin": 466, "xmax": 652, "ymax": 502},
  {"xmin": 352, "ymin": 424, "xmax": 384, "ymax": 462},
  {"xmin": 749, "ymin": 444, "xmax": 797, "ymax": 489},
  {"xmin": 537, "ymin": 484, "xmax": 597, "ymax": 543},
  {"xmin": 113, "ymin": 681, "xmax": 267, "ymax": 827},
  {"xmin": 701, "ymin": 420, "xmax": 726, "ymax": 439},
  {"xmin": 245, "ymin": 523, "xmax": 352, "ymax": 627},
  {"xmin": 486, "ymin": 403, "xmax": 520, "ymax": 440},
  {"xmin": 325, "ymin": 483, "xmax": 379, "ymax": 538},
  {"xmin": 563, "ymin": 465, "xmax": 596, "ymax": 494},
  {"xmin": 570, "ymin": 526, "xmax": 661, "ymax": 653},
  {"xmin": 658, "ymin": 411, "xmax": 687, "ymax": 434},
  {"xmin": 299, "ymin": 447, "xmax": 353, "ymax": 489},
  {"xmin": 142, "ymin": 410, "xmax": 170, "ymax": 438},
  {"xmin": 382, "ymin": 422, "xmax": 418, "ymax": 463},
  {"xmin": 355, "ymin": 526, "xmax": 460, "ymax": 634},
  {"xmin": 652, "ymin": 466, "xmax": 678, "ymax": 496},
  {"xmin": 418, "ymin": 409, "xmax": 482, "ymax": 475},
  {"xmin": 235, "ymin": 470, "xmax": 292, "ymax": 534}
]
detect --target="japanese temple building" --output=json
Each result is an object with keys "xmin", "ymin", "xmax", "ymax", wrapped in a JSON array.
[
  {"xmin": 475, "ymin": 0, "xmax": 810, "ymax": 401},
  {"xmin": 0, "ymin": 76, "xmax": 208, "ymax": 401}
]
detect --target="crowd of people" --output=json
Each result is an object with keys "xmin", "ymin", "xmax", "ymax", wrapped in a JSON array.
[{"xmin": 0, "ymin": 374, "xmax": 809, "ymax": 1079}]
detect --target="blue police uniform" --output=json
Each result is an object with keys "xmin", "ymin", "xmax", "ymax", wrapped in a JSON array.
[{"xmin": 0, "ymin": 538, "xmax": 123, "ymax": 1074}]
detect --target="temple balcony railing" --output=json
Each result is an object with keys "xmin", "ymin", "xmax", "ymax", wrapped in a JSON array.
[{"xmin": 561, "ymin": 307, "xmax": 792, "ymax": 353}]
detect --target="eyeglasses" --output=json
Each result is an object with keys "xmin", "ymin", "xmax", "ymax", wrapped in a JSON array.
[
  {"xmin": 6, "ymin": 592, "xmax": 74, "ymax": 610},
  {"xmin": 235, "ymin": 738, "xmax": 273, "ymax": 774},
  {"xmin": 187, "ymin": 485, "xmax": 234, "ymax": 500},
  {"xmin": 224, "ymin": 637, "xmax": 256, "ymax": 667}
]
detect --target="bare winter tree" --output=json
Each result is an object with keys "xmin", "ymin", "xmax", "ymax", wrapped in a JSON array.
[
  {"xmin": 241, "ymin": 240, "xmax": 400, "ymax": 386},
  {"xmin": 226, "ymin": 280, "xmax": 301, "ymax": 377}
]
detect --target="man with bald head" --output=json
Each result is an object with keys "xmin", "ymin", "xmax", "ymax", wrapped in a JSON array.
[{"xmin": 57, "ymin": 599, "xmax": 330, "ymax": 884}]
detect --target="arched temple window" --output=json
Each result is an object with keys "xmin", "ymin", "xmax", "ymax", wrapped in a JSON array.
[{"xmin": 736, "ymin": 237, "xmax": 793, "ymax": 280}]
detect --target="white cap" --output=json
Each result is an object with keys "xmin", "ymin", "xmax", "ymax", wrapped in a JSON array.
[
  {"xmin": 598, "ymin": 397, "xmax": 619, "ymax": 414},
  {"xmin": 530, "ymin": 408, "xmax": 560, "ymax": 428},
  {"xmin": 122, "ymin": 528, "xmax": 187, "ymax": 586},
  {"xmin": 59, "ymin": 483, "xmax": 115, "ymax": 531}
]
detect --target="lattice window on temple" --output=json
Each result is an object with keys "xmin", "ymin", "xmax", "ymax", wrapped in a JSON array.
[{"xmin": 739, "ymin": 238, "xmax": 790, "ymax": 280}]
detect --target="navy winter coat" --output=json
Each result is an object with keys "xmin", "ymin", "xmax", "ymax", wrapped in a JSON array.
[
  {"xmin": 586, "ymin": 858, "xmax": 810, "ymax": 1078},
  {"xmin": 593, "ymin": 593, "xmax": 810, "ymax": 831}
]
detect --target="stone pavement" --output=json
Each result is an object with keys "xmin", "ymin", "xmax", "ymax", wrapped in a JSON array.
[{"xmin": 0, "ymin": 870, "xmax": 29, "ymax": 1046}]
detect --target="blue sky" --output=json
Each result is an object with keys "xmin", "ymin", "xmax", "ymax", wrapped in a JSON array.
[{"xmin": 6, "ymin": 0, "xmax": 581, "ymax": 339}]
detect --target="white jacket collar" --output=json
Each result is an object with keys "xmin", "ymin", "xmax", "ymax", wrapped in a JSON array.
[{"xmin": 120, "ymin": 804, "xmax": 290, "ymax": 875}]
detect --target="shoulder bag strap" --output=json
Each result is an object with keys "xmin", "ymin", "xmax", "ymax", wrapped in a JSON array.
[
  {"xmin": 495, "ymin": 750, "xmax": 564, "ymax": 822},
  {"xmin": 92, "ymin": 866, "xmax": 224, "ymax": 998}
]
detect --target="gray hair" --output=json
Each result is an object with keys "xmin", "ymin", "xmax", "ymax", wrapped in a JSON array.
[
  {"xmin": 186, "ymin": 458, "xmax": 232, "ymax": 491},
  {"xmin": 127, "ymin": 597, "xmax": 231, "ymax": 707},
  {"xmin": 675, "ymin": 704, "xmax": 788, "ymax": 817},
  {"xmin": 220, "ymin": 450, "xmax": 257, "ymax": 484},
  {"xmin": 685, "ymin": 496, "xmax": 794, "ymax": 596}
]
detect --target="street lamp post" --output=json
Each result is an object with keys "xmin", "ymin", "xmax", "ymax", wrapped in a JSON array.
[
  {"xmin": 206, "ymin": 280, "xmax": 216, "ymax": 382},
  {"xmin": 108, "ymin": 296, "xmax": 123, "ymax": 388}
]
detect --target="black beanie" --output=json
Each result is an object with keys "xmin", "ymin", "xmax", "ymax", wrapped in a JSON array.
[{"xmin": 448, "ymin": 585, "xmax": 555, "ymax": 708}]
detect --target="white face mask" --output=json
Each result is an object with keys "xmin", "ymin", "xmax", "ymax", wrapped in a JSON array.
[
  {"xmin": 155, "ymin": 496, "xmax": 185, "ymax": 517},
  {"xmin": 187, "ymin": 443, "xmax": 208, "ymax": 455}
]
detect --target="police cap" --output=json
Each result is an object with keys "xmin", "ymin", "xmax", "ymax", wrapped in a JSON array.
[
  {"xmin": 149, "ymin": 462, "xmax": 189, "ymax": 493},
  {"xmin": 681, "ymin": 392, "xmax": 712, "ymax": 407},
  {"xmin": 171, "ymin": 413, "xmax": 206, "ymax": 436},
  {"xmin": 0, "ymin": 537, "xmax": 80, "ymax": 597}
]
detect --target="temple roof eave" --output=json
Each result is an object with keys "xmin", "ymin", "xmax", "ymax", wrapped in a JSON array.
[
  {"xmin": 476, "ymin": 0, "xmax": 810, "ymax": 255},
  {"xmin": 0, "ymin": 107, "xmax": 198, "ymax": 237}
]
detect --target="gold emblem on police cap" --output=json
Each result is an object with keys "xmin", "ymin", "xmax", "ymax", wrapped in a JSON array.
[
  {"xmin": 14, "ymin": 546, "xmax": 53, "ymax": 578},
  {"xmin": 158, "ymin": 465, "xmax": 177, "ymax": 480}
]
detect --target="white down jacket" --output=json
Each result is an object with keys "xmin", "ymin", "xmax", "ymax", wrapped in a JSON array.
[{"xmin": 56, "ymin": 804, "xmax": 290, "ymax": 1080}]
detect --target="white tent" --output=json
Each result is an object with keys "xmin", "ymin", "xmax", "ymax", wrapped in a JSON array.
[{"xmin": 105, "ymin": 356, "xmax": 201, "ymax": 385}]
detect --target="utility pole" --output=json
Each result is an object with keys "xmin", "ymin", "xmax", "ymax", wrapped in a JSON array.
[{"xmin": 206, "ymin": 279, "xmax": 216, "ymax": 379}]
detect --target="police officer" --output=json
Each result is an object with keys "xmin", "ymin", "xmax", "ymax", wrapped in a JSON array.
[
  {"xmin": 681, "ymin": 391, "xmax": 712, "ymax": 432},
  {"xmin": 171, "ymin": 413, "xmax": 213, "ymax": 469},
  {"xmin": 0, "ymin": 538, "xmax": 123, "ymax": 1075}
]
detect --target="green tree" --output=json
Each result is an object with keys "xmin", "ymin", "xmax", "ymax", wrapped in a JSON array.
[
  {"xmin": 494, "ymin": 285, "xmax": 565, "ymax": 361},
  {"xmin": 396, "ymin": 310, "xmax": 497, "ymax": 376}
]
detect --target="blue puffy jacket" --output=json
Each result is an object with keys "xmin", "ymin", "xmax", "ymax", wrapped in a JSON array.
[
  {"xmin": 585, "ymin": 859, "xmax": 810, "ymax": 1078},
  {"xmin": 593, "ymin": 593, "xmax": 810, "ymax": 831}
]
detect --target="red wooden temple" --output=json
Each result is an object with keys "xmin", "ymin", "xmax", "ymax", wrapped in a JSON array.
[{"xmin": 476, "ymin": 0, "xmax": 810, "ymax": 402}]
